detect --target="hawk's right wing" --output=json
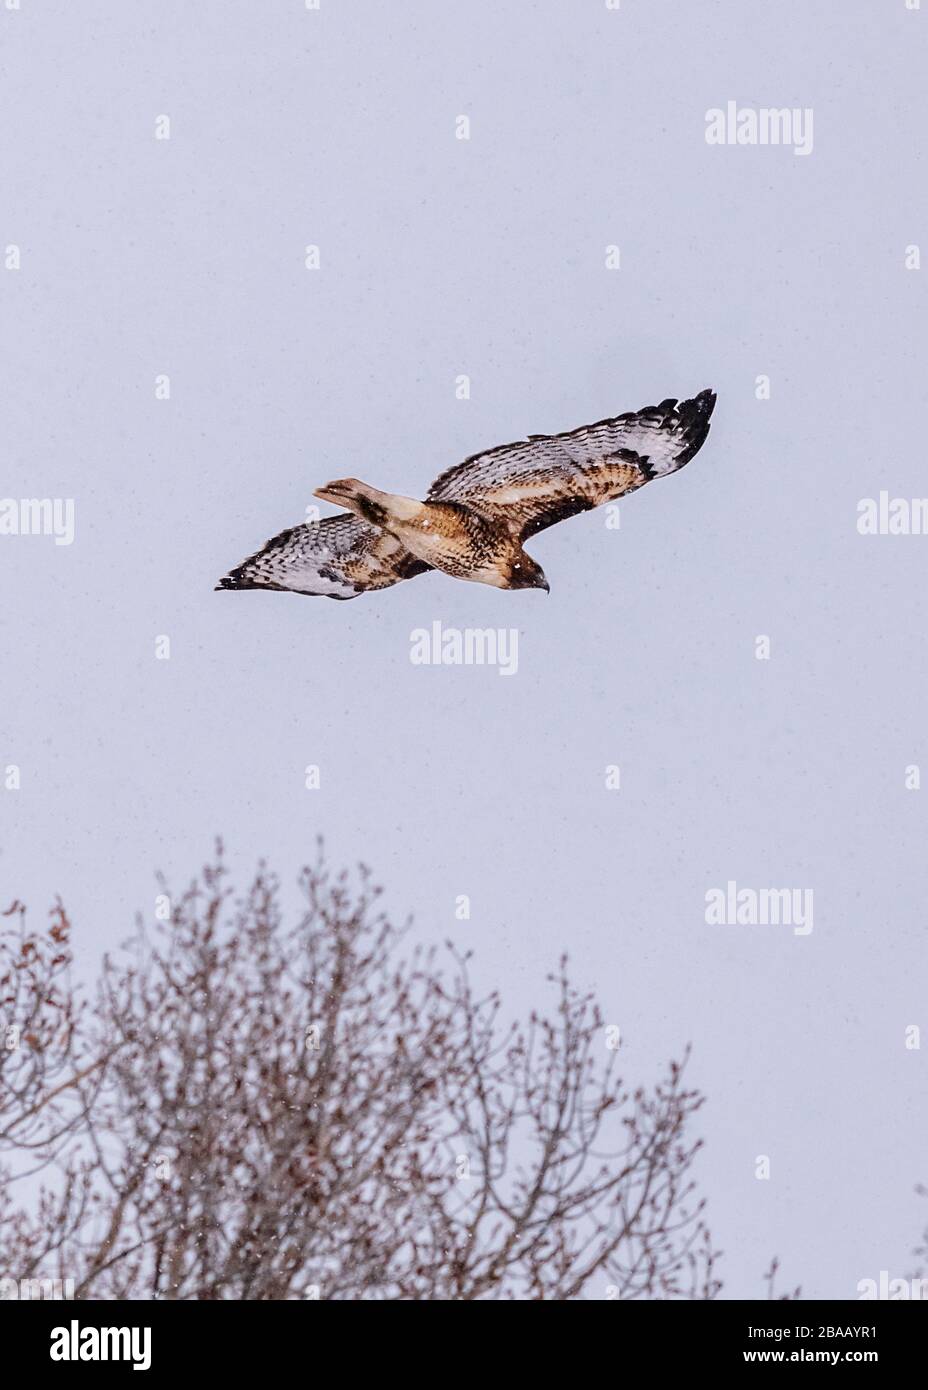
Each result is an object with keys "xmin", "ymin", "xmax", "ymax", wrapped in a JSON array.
[
  {"xmin": 216, "ymin": 513, "xmax": 430, "ymax": 600},
  {"xmin": 427, "ymin": 390, "xmax": 716, "ymax": 541}
]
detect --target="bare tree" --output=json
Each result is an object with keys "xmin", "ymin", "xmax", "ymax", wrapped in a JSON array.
[{"xmin": 1, "ymin": 846, "xmax": 721, "ymax": 1300}]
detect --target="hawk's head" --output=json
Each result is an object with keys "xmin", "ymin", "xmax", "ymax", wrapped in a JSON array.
[{"xmin": 507, "ymin": 554, "xmax": 549, "ymax": 593}]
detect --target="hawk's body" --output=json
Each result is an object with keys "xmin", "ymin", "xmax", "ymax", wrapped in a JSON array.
[{"xmin": 217, "ymin": 389, "xmax": 716, "ymax": 600}]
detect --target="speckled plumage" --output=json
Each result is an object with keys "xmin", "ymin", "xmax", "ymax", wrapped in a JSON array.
[{"xmin": 216, "ymin": 390, "xmax": 716, "ymax": 600}]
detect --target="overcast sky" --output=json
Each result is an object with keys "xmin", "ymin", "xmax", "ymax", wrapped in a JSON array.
[{"xmin": 2, "ymin": 0, "xmax": 926, "ymax": 1299}]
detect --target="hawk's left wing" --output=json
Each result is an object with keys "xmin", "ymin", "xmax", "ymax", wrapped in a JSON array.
[
  {"xmin": 216, "ymin": 513, "xmax": 430, "ymax": 600},
  {"xmin": 428, "ymin": 390, "xmax": 716, "ymax": 540}
]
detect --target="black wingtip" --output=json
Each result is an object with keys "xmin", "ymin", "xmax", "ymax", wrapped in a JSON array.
[
  {"xmin": 673, "ymin": 389, "xmax": 716, "ymax": 465},
  {"xmin": 216, "ymin": 572, "xmax": 247, "ymax": 591},
  {"xmin": 688, "ymin": 388, "xmax": 717, "ymax": 420}
]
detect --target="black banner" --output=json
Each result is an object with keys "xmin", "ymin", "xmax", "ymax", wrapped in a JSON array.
[{"xmin": 4, "ymin": 1298, "xmax": 922, "ymax": 1376}]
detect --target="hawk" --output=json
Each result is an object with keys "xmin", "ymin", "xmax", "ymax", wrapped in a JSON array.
[{"xmin": 217, "ymin": 389, "xmax": 716, "ymax": 600}]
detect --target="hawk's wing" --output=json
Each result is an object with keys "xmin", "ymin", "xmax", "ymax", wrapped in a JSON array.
[
  {"xmin": 216, "ymin": 514, "xmax": 430, "ymax": 600},
  {"xmin": 427, "ymin": 390, "xmax": 716, "ymax": 540}
]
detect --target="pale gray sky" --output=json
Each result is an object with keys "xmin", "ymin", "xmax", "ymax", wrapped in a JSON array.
[{"xmin": 1, "ymin": 0, "xmax": 926, "ymax": 1298}]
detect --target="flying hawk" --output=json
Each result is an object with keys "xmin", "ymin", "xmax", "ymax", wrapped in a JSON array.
[{"xmin": 217, "ymin": 389, "xmax": 716, "ymax": 600}]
